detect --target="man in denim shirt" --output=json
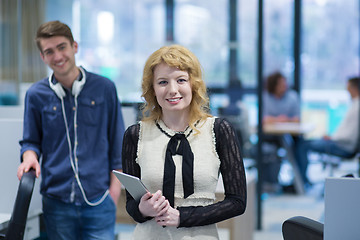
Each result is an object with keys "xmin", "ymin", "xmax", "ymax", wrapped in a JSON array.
[
  {"xmin": 17, "ymin": 20, "xmax": 125, "ymax": 239},
  {"xmin": 262, "ymin": 71, "xmax": 309, "ymax": 190}
]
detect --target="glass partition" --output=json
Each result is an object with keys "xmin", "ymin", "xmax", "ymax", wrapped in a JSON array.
[
  {"xmin": 263, "ymin": 0, "xmax": 294, "ymax": 85},
  {"xmin": 237, "ymin": 0, "xmax": 258, "ymax": 88},
  {"xmin": 302, "ymin": 0, "xmax": 359, "ymax": 136},
  {"xmin": 174, "ymin": 0, "xmax": 228, "ymax": 89},
  {"xmin": 46, "ymin": 0, "xmax": 165, "ymax": 102},
  {"xmin": 0, "ymin": 0, "xmax": 359, "ymax": 113},
  {"xmin": 302, "ymin": 0, "xmax": 359, "ymax": 90}
]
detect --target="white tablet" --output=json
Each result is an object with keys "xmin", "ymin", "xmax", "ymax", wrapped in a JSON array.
[{"xmin": 112, "ymin": 170, "xmax": 148, "ymax": 201}]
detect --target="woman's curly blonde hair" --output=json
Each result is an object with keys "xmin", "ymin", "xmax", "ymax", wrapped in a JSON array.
[{"xmin": 141, "ymin": 45, "xmax": 211, "ymax": 132}]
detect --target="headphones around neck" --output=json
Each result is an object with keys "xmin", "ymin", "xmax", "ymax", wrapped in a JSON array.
[
  {"xmin": 48, "ymin": 67, "xmax": 86, "ymax": 99},
  {"xmin": 47, "ymin": 66, "xmax": 108, "ymax": 206}
]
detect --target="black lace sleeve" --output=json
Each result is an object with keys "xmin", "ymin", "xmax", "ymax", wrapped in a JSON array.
[
  {"xmin": 178, "ymin": 118, "xmax": 247, "ymax": 227},
  {"xmin": 122, "ymin": 123, "xmax": 151, "ymax": 223}
]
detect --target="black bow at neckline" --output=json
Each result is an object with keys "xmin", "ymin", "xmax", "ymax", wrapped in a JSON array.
[{"xmin": 156, "ymin": 122, "xmax": 194, "ymax": 207}]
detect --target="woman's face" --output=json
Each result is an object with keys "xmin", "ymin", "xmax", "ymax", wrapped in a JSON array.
[
  {"xmin": 153, "ymin": 62, "xmax": 192, "ymax": 116},
  {"xmin": 275, "ymin": 77, "xmax": 288, "ymax": 97}
]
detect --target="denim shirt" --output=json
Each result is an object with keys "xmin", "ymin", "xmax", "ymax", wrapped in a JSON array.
[
  {"xmin": 263, "ymin": 89, "xmax": 300, "ymax": 119},
  {"xmin": 20, "ymin": 68, "xmax": 125, "ymax": 204}
]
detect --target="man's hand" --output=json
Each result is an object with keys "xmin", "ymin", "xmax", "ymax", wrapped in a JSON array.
[
  {"xmin": 109, "ymin": 169, "xmax": 122, "ymax": 206},
  {"xmin": 17, "ymin": 150, "xmax": 40, "ymax": 180}
]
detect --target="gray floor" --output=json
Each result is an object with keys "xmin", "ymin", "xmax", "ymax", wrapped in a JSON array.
[{"xmin": 253, "ymin": 191, "xmax": 324, "ymax": 240}]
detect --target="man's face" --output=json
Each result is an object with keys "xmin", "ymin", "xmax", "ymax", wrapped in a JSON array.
[
  {"xmin": 39, "ymin": 36, "xmax": 78, "ymax": 80},
  {"xmin": 347, "ymin": 82, "xmax": 358, "ymax": 99}
]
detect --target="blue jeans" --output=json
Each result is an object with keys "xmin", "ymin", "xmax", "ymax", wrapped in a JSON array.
[
  {"xmin": 42, "ymin": 194, "xmax": 116, "ymax": 240},
  {"xmin": 305, "ymin": 139, "xmax": 354, "ymax": 158},
  {"xmin": 297, "ymin": 139, "xmax": 355, "ymax": 183},
  {"xmin": 293, "ymin": 136, "xmax": 310, "ymax": 184}
]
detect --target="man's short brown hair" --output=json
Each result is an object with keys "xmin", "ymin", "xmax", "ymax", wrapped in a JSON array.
[
  {"xmin": 35, "ymin": 20, "xmax": 74, "ymax": 52},
  {"xmin": 348, "ymin": 76, "xmax": 360, "ymax": 89}
]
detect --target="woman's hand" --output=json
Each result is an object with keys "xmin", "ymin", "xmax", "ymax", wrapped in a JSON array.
[
  {"xmin": 139, "ymin": 190, "xmax": 170, "ymax": 218},
  {"xmin": 155, "ymin": 206, "xmax": 180, "ymax": 227}
]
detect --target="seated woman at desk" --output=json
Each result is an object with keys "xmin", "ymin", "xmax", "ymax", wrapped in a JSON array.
[
  {"xmin": 121, "ymin": 45, "xmax": 247, "ymax": 239},
  {"xmin": 263, "ymin": 71, "xmax": 300, "ymax": 124},
  {"xmin": 263, "ymin": 71, "xmax": 310, "ymax": 188}
]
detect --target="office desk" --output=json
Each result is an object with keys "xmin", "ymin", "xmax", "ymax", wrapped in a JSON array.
[
  {"xmin": 263, "ymin": 122, "xmax": 314, "ymax": 136},
  {"xmin": 263, "ymin": 122, "xmax": 314, "ymax": 195}
]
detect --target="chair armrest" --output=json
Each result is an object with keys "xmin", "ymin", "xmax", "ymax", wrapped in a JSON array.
[
  {"xmin": 282, "ymin": 216, "xmax": 324, "ymax": 240},
  {"xmin": 5, "ymin": 169, "xmax": 36, "ymax": 240}
]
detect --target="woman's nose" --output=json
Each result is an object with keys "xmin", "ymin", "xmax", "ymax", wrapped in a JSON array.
[{"xmin": 168, "ymin": 81, "xmax": 178, "ymax": 93}]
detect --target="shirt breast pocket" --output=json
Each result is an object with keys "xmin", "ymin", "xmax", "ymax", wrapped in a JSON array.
[
  {"xmin": 42, "ymin": 103, "xmax": 63, "ymax": 129},
  {"xmin": 78, "ymin": 97, "xmax": 105, "ymax": 126}
]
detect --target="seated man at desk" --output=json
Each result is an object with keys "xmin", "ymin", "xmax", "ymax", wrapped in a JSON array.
[
  {"xmin": 300, "ymin": 76, "xmax": 360, "ymax": 162},
  {"xmin": 263, "ymin": 71, "xmax": 310, "ymax": 189}
]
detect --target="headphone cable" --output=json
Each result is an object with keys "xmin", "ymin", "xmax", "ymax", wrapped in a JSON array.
[{"xmin": 61, "ymin": 97, "xmax": 109, "ymax": 206}]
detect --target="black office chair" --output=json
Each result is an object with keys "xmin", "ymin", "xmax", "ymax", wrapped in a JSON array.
[
  {"xmin": 318, "ymin": 144, "xmax": 360, "ymax": 177},
  {"xmin": 282, "ymin": 216, "xmax": 324, "ymax": 240},
  {"xmin": 0, "ymin": 169, "xmax": 36, "ymax": 240}
]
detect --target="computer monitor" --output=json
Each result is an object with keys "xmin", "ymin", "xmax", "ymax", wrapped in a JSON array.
[{"xmin": 324, "ymin": 177, "xmax": 360, "ymax": 240}]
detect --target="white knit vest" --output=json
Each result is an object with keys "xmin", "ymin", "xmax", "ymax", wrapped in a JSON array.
[{"xmin": 136, "ymin": 117, "xmax": 220, "ymax": 207}]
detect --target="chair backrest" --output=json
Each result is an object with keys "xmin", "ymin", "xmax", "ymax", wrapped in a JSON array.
[
  {"xmin": 5, "ymin": 169, "xmax": 36, "ymax": 240},
  {"xmin": 282, "ymin": 216, "xmax": 323, "ymax": 240}
]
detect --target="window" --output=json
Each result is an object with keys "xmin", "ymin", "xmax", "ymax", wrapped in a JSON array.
[
  {"xmin": 302, "ymin": 0, "xmax": 359, "ymax": 135},
  {"xmin": 238, "ymin": 0, "xmax": 258, "ymax": 88},
  {"xmin": 302, "ymin": 0, "xmax": 359, "ymax": 90},
  {"xmin": 264, "ymin": 0, "xmax": 294, "ymax": 85},
  {"xmin": 174, "ymin": 0, "xmax": 228, "ymax": 88},
  {"xmin": 46, "ymin": 0, "xmax": 165, "ymax": 102}
]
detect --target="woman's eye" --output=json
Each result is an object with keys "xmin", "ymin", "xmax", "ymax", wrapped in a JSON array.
[
  {"xmin": 159, "ymin": 80, "xmax": 167, "ymax": 85},
  {"xmin": 178, "ymin": 78, "xmax": 187, "ymax": 83}
]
